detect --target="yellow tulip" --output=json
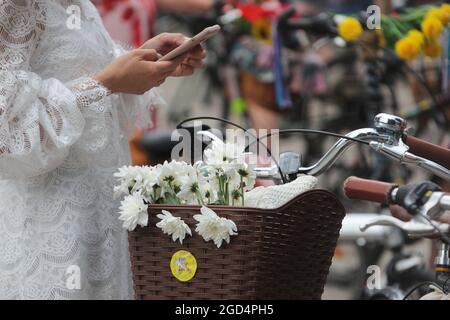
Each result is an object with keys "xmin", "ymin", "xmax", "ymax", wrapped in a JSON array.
[
  {"xmin": 425, "ymin": 8, "xmax": 445, "ymax": 23},
  {"xmin": 395, "ymin": 37, "xmax": 421, "ymax": 61},
  {"xmin": 440, "ymin": 4, "xmax": 450, "ymax": 25},
  {"xmin": 407, "ymin": 30, "xmax": 425, "ymax": 48},
  {"xmin": 338, "ymin": 17, "xmax": 363, "ymax": 42},
  {"xmin": 423, "ymin": 40, "xmax": 442, "ymax": 58},
  {"xmin": 421, "ymin": 16, "xmax": 444, "ymax": 39}
]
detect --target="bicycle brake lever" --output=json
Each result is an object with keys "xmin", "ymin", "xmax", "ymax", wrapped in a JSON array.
[
  {"xmin": 370, "ymin": 141, "xmax": 450, "ymax": 181},
  {"xmin": 369, "ymin": 141, "xmax": 409, "ymax": 161},
  {"xmin": 360, "ymin": 216, "xmax": 449, "ymax": 238}
]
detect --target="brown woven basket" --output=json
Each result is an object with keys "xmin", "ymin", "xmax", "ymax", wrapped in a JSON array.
[{"xmin": 128, "ymin": 189, "xmax": 345, "ymax": 300}]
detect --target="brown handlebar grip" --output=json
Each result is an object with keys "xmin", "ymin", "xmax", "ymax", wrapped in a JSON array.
[
  {"xmin": 404, "ymin": 135, "xmax": 450, "ymax": 170},
  {"xmin": 343, "ymin": 176, "xmax": 396, "ymax": 204}
]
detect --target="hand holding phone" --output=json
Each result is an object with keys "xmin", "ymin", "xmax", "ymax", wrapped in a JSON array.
[{"xmin": 158, "ymin": 25, "xmax": 221, "ymax": 62}]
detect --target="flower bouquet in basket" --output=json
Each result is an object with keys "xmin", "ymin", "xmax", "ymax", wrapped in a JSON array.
[
  {"xmin": 115, "ymin": 134, "xmax": 255, "ymax": 247},
  {"xmin": 114, "ymin": 132, "xmax": 345, "ymax": 300}
]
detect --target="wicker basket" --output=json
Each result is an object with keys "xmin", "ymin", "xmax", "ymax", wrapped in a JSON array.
[{"xmin": 128, "ymin": 189, "xmax": 345, "ymax": 300}]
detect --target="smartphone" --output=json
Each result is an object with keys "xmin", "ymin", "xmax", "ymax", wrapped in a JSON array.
[{"xmin": 158, "ymin": 25, "xmax": 221, "ymax": 62}]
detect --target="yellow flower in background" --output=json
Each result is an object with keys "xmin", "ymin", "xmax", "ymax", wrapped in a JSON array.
[
  {"xmin": 425, "ymin": 7, "xmax": 446, "ymax": 23},
  {"xmin": 440, "ymin": 4, "xmax": 450, "ymax": 25},
  {"xmin": 252, "ymin": 18, "xmax": 272, "ymax": 45},
  {"xmin": 407, "ymin": 30, "xmax": 425, "ymax": 48},
  {"xmin": 338, "ymin": 17, "xmax": 363, "ymax": 42},
  {"xmin": 421, "ymin": 16, "xmax": 444, "ymax": 39},
  {"xmin": 395, "ymin": 37, "xmax": 421, "ymax": 61},
  {"xmin": 423, "ymin": 40, "xmax": 442, "ymax": 58}
]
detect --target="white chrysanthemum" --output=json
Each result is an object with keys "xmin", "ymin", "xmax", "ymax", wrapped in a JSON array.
[
  {"xmin": 158, "ymin": 160, "xmax": 192, "ymax": 196},
  {"xmin": 118, "ymin": 193, "xmax": 148, "ymax": 231},
  {"xmin": 156, "ymin": 210, "xmax": 192, "ymax": 244},
  {"xmin": 200, "ymin": 131, "xmax": 246, "ymax": 166},
  {"xmin": 236, "ymin": 163, "xmax": 256, "ymax": 191},
  {"xmin": 204, "ymin": 140, "xmax": 247, "ymax": 166},
  {"xmin": 194, "ymin": 206, "xmax": 238, "ymax": 248},
  {"xmin": 177, "ymin": 176, "xmax": 203, "ymax": 204},
  {"xmin": 177, "ymin": 162, "xmax": 210, "ymax": 205},
  {"xmin": 114, "ymin": 166, "xmax": 140, "ymax": 197},
  {"xmin": 114, "ymin": 165, "xmax": 158, "ymax": 200}
]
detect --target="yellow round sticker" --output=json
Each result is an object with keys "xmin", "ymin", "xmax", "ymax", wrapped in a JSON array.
[{"xmin": 170, "ymin": 250, "xmax": 197, "ymax": 282}]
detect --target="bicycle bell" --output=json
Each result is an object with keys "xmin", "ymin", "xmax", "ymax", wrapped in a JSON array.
[{"xmin": 374, "ymin": 113, "xmax": 408, "ymax": 144}]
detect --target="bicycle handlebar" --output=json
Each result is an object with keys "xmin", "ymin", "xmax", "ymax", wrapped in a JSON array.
[
  {"xmin": 344, "ymin": 177, "xmax": 450, "ymax": 237},
  {"xmin": 343, "ymin": 177, "xmax": 395, "ymax": 204},
  {"xmin": 344, "ymin": 177, "xmax": 450, "ymax": 217},
  {"xmin": 191, "ymin": 113, "xmax": 449, "ymax": 183},
  {"xmin": 403, "ymin": 135, "xmax": 450, "ymax": 170},
  {"xmin": 253, "ymin": 113, "xmax": 450, "ymax": 182}
]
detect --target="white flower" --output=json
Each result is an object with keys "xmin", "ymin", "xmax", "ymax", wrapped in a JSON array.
[
  {"xmin": 177, "ymin": 175, "xmax": 203, "ymax": 205},
  {"xmin": 204, "ymin": 141, "xmax": 247, "ymax": 166},
  {"xmin": 203, "ymin": 188, "xmax": 218, "ymax": 205},
  {"xmin": 156, "ymin": 210, "xmax": 192, "ymax": 244},
  {"xmin": 114, "ymin": 166, "xmax": 140, "ymax": 197},
  {"xmin": 177, "ymin": 162, "xmax": 210, "ymax": 205},
  {"xmin": 236, "ymin": 163, "xmax": 256, "ymax": 191},
  {"xmin": 158, "ymin": 160, "xmax": 192, "ymax": 196},
  {"xmin": 200, "ymin": 131, "xmax": 247, "ymax": 166},
  {"xmin": 114, "ymin": 166, "xmax": 158, "ymax": 201},
  {"xmin": 118, "ymin": 192, "xmax": 148, "ymax": 231},
  {"xmin": 194, "ymin": 206, "xmax": 238, "ymax": 248}
]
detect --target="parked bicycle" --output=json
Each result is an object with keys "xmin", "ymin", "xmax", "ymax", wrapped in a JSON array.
[{"xmin": 179, "ymin": 111, "xmax": 450, "ymax": 299}]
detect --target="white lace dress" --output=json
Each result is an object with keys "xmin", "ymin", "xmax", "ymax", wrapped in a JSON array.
[{"xmin": 0, "ymin": 0, "xmax": 160, "ymax": 299}]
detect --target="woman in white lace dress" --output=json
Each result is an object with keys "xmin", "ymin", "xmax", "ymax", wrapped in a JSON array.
[{"xmin": 0, "ymin": 0, "xmax": 205, "ymax": 299}]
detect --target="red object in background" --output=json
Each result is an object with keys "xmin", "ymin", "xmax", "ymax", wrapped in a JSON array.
[
  {"xmin": 97, "ymin": 0, "xmax": 157, "ymax": 48},
  {"xmin": 238, "ymin": 3, "xmax": 268, "ymax": 22},
  {"xmin": 237, "ymin": 1, "xmax": 298, "ymax": 22}
]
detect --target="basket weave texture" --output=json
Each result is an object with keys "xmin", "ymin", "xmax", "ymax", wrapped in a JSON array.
[{"xmin": 128, "ymin": 189, "xmax": 345, "ymax": 300}]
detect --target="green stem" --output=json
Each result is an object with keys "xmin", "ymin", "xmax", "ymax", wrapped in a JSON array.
[
  {"xmin": 391, "ymin": 17, "xmax": 409, "ymax": 34},
  {"xmin": 196, "ymin": 190, "xmax": 205, "ymax": 206},
  {"xmin": 240, "ymin": 177, "xmax": 245, "ymax": 207},
  {"xmin": 225, "ymin": 181, "xmax": 229, "ymax": 206},
  {"xmin": 218, "ymin": 176, "xmax": 226, "ymax": 205},
  {"xmin": 385, "ymin": 18, "xmax": 405, "ymax": 40}
]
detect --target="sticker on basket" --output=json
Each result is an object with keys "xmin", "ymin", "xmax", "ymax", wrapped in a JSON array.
[{"xmin": 170, "ymin": 250, "xmax": 197, "ymax": 282}]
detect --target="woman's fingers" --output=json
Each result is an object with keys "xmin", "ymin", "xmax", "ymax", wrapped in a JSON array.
[
  {"xmin": 188, "ymin": 44, "xmax": 207, "ymax": 59},
  {"xmin": 136, "ymin": 49, "xmax": 159, "ymax": 61},
  {"xmin": 155, "ymin": 53, "xmax": 188, "ymax": 72},
  {"xmin": 179, "ymin": 64, "xmax": 195, "ymax": 76},
  {"xmin": 184, "ymin": 57, "xmax": 204, "ymax": 69}
]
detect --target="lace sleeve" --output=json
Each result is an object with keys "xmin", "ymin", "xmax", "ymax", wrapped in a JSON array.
[{"xmin": 0, "ymin": 1, "xmax": 112, "ymax": 179}]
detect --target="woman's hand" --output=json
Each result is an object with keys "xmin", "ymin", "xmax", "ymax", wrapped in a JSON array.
[
  {"xmin": 141, "ymin": 33, "xmax": 206, "ymax": 77},
  {"xmin": 94, "ymin": 48, "xmax": 187, "ymax": 94}
]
